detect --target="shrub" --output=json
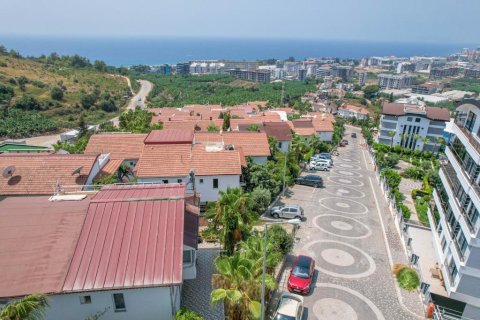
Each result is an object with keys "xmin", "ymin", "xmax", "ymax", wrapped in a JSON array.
[
  {"xmin": 402, "ymin": 166, "xmax": 424, "ymax": 180},
  {"xmin": 411, "ymin": 159, "xmax": 421, "ymax": 167},
  {"xmin": 400, "ymin": 204, "xmax": 411, "ymax": 220},
  {"xmin": 175, "ymin": 308, "xmax": 204, "ymax": 320},
  {"xmin": 14, "ymin": 95, "xmax": 42, "ymax": 111},
  {"xmin": 423, "ymin": 175, "xmax": 433, "ymax": 194},
  {"xmin": 421, "ymin": 161, "xmax": 432, "ymax": 171},
  {"xmin": 415, "ymin": 197, "xmax": 430, "ymax": 226},
  {"xmin": 50, "ymin": 86, "xmax": 64, "ymax": 101},
  {"xmin": 381, "ymin": 169, "xmax": 402, "ymax": 190},
  {"xmin": 396, "ymin": 267, "xmax": 420, "ymax": 292},
  {"xmin": 267, "ymin": 224, "xmax": 294, "ymax": 256},
  {"xmin": 249, "ymin": 187, "xmax": 272, "ymax": 215}
]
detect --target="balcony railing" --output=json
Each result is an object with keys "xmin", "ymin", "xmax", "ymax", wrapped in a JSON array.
[
  {"xmin": 447, "ymin": 146, "xmax": 480, "ymax": 200},
  {"xmin": 454, "ymin": 119, "xmax": 480, "ymax": 154},
  {"xmin": 440, "ymin": 163, "xmax": 475, "ymax": 235}
]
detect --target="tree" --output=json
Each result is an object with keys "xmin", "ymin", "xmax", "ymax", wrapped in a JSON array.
[
  {"xmin": 223, "ymin": 112, "xmax": 231, "ymax": 131},
  {"xmin": 246, "ymin": 124, "xmax": 259, "ymax": 132},
  {"xmin": 175, "ymin": 308, "xmax": 204, "ymax": 320},
  {"xmin": 207, "ymin": 124, "xmax": 220, "ymax": 132},
  {"xmin": 389, "ymin": 92, "xmax": 394, "ymax": 102},
  {"xmin": 433, "ymin": 137, "xmax": 445, "ymax": 155},
  {"xmin": 93, "ymin": 60, "xmax": 107, "ymax": 72},
  {"xmin": 0, "ymin": 293, "xmax": 49, "ymax": 320},
  {"xmin": 50, "ymin": 86, "xmax": 64, "ymax": 101},
  {"xmin": 363, "ymin": 84, "xmax": 380, "ymax": 99},
  {"xmin": 421, "ymin": 137, "xmax": 430, "ymax": 151},
  {"xmin": 80, "ymin": 94, "xmax": 96, "ymax": 109},
  {"xmin": 206, "ymin": 188, "xmax": 255, "ymax": 255},
  {"xmin": 118, "ymin": 109, "xmax": 162, "ymax": 133},
  {"xmin": 78, "ymin": 114, "xmax": 88, "ymax": 137},
  {"xmin": 16, "ymin": 76, "xmax": 29, "ymax": 91},
  {"xmin": 248, "ymin": 187, "xmax": 271, "ymax": 215},
  {"xmin": 117, "ymin": 164, "xmax": 132, "ymax": 182},
  {"xmin": 15, "ymin": 95, "xmax": 41, "ymax": 111},
  {"xmin": 401, "ymin": 133, "xmax": 409, "ymax": 149},
  {"xmin": 388, "ymin": 130, "xmax": 396, "ymax": 147}
]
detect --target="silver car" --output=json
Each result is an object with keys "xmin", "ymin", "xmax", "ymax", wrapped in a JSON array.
[
  {"xmin": 273, "ymin": 293, "xmax": 304, "ymax": 320},
  {"xmin": 270, "ymin": 205, "xmax": 304, "ymax": 219}
]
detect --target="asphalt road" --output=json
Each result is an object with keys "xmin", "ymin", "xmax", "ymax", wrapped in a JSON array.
[{"xmin": 269, "ymin": 126, "xmax": 424, "ymax": 320}]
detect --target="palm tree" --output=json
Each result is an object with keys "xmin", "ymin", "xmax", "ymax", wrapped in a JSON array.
[
  {"xmin": 421, "ymin": 137, "xmax": 430, "ymax": 151},
  {"xmin": 206, "ymin": 188, "xmax": 254, "ymax": 255},
  {"xmin": 388, "ymin": 130, "xmax": 396, "ymax": 147},
  {"xmin": 291, "ymin": 134, "xmax": 307, "ymax": 162},
  {"xmin": 211, "ymin": 253, "xmax": 276, "ymax": 320},
  {"xmin": 0, "ymin": 293, "xmax": 49, "ymax": 320},
  {"xmin": 400, "ymin": 133, "xmax": 409, "ymax": 149},
  {"xmin": 434, "ymin": 137, "xmax": 445, "ymax": 156},
  {"xmin": 117, "ymin": 164, "xmax": 132, "ymax": 182}
]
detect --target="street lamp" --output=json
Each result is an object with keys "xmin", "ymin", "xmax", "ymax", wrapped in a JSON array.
[{"xmin": 260, "ymin": 218, "xmax": 301, "ymax": 320}]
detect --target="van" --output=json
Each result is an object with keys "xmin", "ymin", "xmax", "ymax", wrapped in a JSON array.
[
  {"xmin": 315, "ymin": 158, "xmax": 332, "ymax": 167},
  {"xmin": 314, "ymin": 162, "xmax": 329, "ymax": 171}
]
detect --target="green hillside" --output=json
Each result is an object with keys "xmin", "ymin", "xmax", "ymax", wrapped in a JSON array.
[{"xmin": 0, "ymin": 47, "xmax": 131, "ymax": 138}]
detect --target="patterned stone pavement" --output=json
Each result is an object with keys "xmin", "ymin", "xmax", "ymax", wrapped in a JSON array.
[
  {"xmin": 268, "ymin": 126, "xmax": 425, "ymax": 320},
  {"xmin": 181, "ymin": 244, "xmax": 224, "ymax": 319}
]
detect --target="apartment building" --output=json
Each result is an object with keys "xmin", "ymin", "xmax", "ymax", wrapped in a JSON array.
[
  {"xmin": 228, "ymin": 68, "xmax": 271, "ymax": 83},
  {"xmin": 429, "ymin": 99, "xmax": 480, "ymax": 319},
  {"xmin": 378, "ymin": 73, "xmax": 416, "ymax": 89},
  {"xmin": 176, "ymin": 62, "xmax": 190, "ymax": 75},
  {"xmin": 464, "ymin": 67, "xmax": 480, "ymax": 79},
  {"xmin": 358, "ymin": 72, "xmax": 367, "ymax": 86},
  {"xmin": 411, "ymin": 83, "xmax": 440, "ymax": 95},
  {"xmin": 430, "ymin": 66, "xmax": 460, "ymax": 79},
  {"xmin": 330, "ymin": 65, "xmax": 353, "ymax": 81},
  {"xmin": 316, "ymin": 66, "xmax": 331, "ymax": 79},
  {"xmin": 378, "ymin": 102, "xmax": 450, "ymax": 151}
]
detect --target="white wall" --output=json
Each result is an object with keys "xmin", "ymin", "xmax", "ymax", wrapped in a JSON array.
[
  {"xmin": 85, "ymin": 154, "xmax": 110, "ymax": 186},
  {"xmin": 137, "ymin": 176, "xmax": 188, "ymax": 185},
  {"xmin": 251, "ymin": 156, "xmax": 268, "ymax": 163},
  {"xmin": 316, "ymin": 131, "xmax": 333, "ymax": 142},
  {"xmin": 183, "ymin": 245, "xmax": 197, "ymax": 280},
  {"xmin": 277, "ymin": 140, "xmax": 290, "ymax": 153},
  {"xmin": 195, "ymin": 175, "xmax": 240, "ymax": 203},
  {"xmin": 46, "ymin": 286, "xmax": 180, "ymax": 320}
]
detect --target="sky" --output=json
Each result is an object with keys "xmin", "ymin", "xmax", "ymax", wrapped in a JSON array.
[{"xmin": 0, "ymin": 0, "xmax": 479, "ymax": 44}]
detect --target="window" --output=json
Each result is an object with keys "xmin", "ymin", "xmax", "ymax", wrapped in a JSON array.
[
  {"xmin": 80, "ymin": 295, "xmax": 91, "ymax": 305},
  {"xmin": 162, "ymin": 180, "xmax": 168, "ymax": 184},
  {"xmin": 183, "ymin": 250, "xmax": 194, "ymax": 266},
  {"xmin": 177, "ymin": 179, "xmax": 182, "ymax": 183},
  {"xmin": 441, "ymin": 237, "xmax": 447, "ymax": 253},
  {"xmin": 213, "ymin": 178, "xmax": 219, "ymax": 189},
  {"xmin": 407, "ymin": 117, "xmax": 413, "ymax": 122},
  {"xmin": 415, "ymin": 118, "xmax": 421, "ymax": 123},
  {"xmin": 113, "ymin": 293, "xmax": 126, "ymax": 311},
  {"xmin": 199, "ymin": 179, "xmax": 204, "ymax": 184},
  {"xmin": 465, "ymin": 111, "xmax": 477, "ymax": 132},
  {"xmin": 278, "ymin": 142, "xmax": 283, "ymax": 149}
]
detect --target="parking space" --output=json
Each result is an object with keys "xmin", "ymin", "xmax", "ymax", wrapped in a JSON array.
[{"xmin": 268, "ymin": 126, "xmax": 424, "ymax": 320}]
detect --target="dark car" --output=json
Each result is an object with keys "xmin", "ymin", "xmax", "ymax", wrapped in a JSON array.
[
  {"xmin": 295, "ymin": 175, "xmax": 323, "ymax": 187},
  {"xmin": 287, "ymin": 255, "xmax": 315, "ymax": 295},
  {"xmin": 351, "ymin": 133, "xmax": 357, "ymax": 138}
]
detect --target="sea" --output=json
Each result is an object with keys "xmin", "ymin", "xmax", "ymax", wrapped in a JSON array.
[{"xmin": 0, "ymin": 35, "xmax": 476, "ymax": 67}]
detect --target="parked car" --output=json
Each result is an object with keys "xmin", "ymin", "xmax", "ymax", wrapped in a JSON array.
[
  {"xmin": 287, "ymin": 255, "xmax": 315, "ymax": 295},
  {"xmin": 313, "ymin": 162, "xmax": 329, "ymax": 171},
  {"xmin": 339, "ymin": 141, "xmax": 347, "ymax": 147},
  {"xmin": 314, "ymin": 158, "xmax": 332, "ymax": 167},
  {"xmin": 342, "ymin": 139, "xmax": 349, "ymax": 145},
  {"xmin": 351, "ymin": 132, "xmax": 357, "ymax": 138},
  {"xmin": 295, "ymin": 175, "xmax": 323, "ymax": 187},
  {"xmin": 273, "ymin": 293, "xmax": 304, "ymax": 320},
  {"xmin": 270, "ymin": 205, "xmax": 304, "ymax": 219}
]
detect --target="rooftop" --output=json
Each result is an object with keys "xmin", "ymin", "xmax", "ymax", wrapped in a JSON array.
[
  {"xmin": 85, "ymin": 133, "xmax": 147, "ymax": 160},
  {"xmin": 144, "ymin": 129, "xmax": 194, "ymax": 145},
  {"xmin": 382, "ymin": 103, "xmax": 450, "ymax": 121},
  {"xmin": 195, "ymin": 131, "xmax": 270, "ymax": 157},
  {"xmin": 263, "ymin": 122, "xmax": 293, "ymax": 141},
  {"xmin": 0, "ymin": 154, "xmax": 98, "ymax": 195}
]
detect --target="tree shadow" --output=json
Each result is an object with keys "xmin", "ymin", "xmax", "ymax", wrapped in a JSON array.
[{"xmin": 7, "ymin": 175, "xmax": 21, "ymax": 185}]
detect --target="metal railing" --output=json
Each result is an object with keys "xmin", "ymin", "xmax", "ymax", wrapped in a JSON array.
[
  {"xmin": 454, "ymin": 119, "xmax": 480, "ymax": 154},
  {"xmin": 447, "ymin": 144, "xmax": 480, "ymax": 200}
]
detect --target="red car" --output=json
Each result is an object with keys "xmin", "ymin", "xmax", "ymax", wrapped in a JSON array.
[{"xmin": 287, "ymin": 255, "xmax": 315, "ymax": 295}]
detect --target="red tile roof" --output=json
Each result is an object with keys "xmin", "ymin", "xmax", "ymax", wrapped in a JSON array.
[
  {"xmin": 289, "ymin": 120, "xmax": 316, "ymax": 136},
  {"xmin": 308, "ymin": 113, "xmax": 335, "ymax": 132},
  {"xmin": 162, "ymin": 119, "xmax": 224, "ymax": 132},
  {"xmin": 144, "ymin": 129, "xmax": 194, "ymax": 144},
  {"xmin": 263, "ymin": 122, "xmax": 293, "ymax": 141},
  {"xmin": 97, "ymin": 159, "xmax": 123, "ymax": 177},
  {"xmin": 0, "ymin": 196, "xmax": 90, "ymax": 297},
  {"xmin": 382, "ymin": 103, "xmax": 450, "ymax": 121},
  {"xmin": 195, "ymin": 132, "xmax": 271, "ymax": 157},
  {"xmin": 0, "ymin": 154, "xmax": 98, "ymax": 195},
  {"xmin": 340, "ymin": 104, "xmax": 369, "ymax": 115},
  {"xmin": 137, "ymin": 144, "xmax": 193, "ymax": 178},
  {"xmin": 191, "ymin": 145, "xmax": 242, "ymax": 176},
  {"xmin": 85, "ymin": 133, "xmax": 147, "ymax": 160},
  {"xmin": 62, "ymin": 184, "xmax": 187, "ymax": 292}
]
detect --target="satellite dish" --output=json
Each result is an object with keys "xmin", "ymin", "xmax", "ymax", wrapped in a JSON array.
[
  {"xmin": 72, "ymin": 166, "xmax": 83, "ymax": 175},
  {"xmin": 2, "ymin": 165, "xmax": 16, "ymax": 178}
]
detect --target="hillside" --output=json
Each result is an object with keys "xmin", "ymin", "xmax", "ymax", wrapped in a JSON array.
[
  {"xmin": 0, "ymin": 51, "xmax": 130, "ymax": 138},
  {"xmin": 134, "ymin": 74, "xmax": 316, "ymax": 107}
]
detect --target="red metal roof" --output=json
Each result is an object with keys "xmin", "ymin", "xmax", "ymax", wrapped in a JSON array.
[
  {"xmin": 144, "ymin": 129, "xmax": 194, "ymax": 144},
  {"xmin": 62, "ymin": 184, "xmax": 186, "ymax": 292}
]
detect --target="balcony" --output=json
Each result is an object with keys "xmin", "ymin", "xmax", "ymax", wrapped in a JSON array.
[
  {"xmin": 454, "ymin": 119, "xmax": 480, "ymax": 156},
  {"xmin": 446, "ymin": 146, "xmax": 480, "ymax": 203}
]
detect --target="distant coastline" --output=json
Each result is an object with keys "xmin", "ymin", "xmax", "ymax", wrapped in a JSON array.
[{"xmin": 0, "ymin": 35, "xmax": 476, "ymax": 67}]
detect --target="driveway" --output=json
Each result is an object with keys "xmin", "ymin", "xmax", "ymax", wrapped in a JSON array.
[{"xmin": 268, "ymin": 126, "xmax": 424, "ymax": 319}]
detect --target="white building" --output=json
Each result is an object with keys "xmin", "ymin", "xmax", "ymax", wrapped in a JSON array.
[
  {"xmin": 0, "ymin": 184, "xmax": 199, "ymax": 320},
  {"xmin": 263, "ymin": 121, "xmax": 293, "ymax": 153},
  {"xmin": 378, "ymin": 101, "xmax": 450, "ymax": 151},
  {"xmin": 429, "ymin": 99, "xmax": 480, "ymax": 319},
  {"xmin": 337, "ymin": 104, "xmax": 369, "ymax": 120},
  {"xmin": 378, "ymin": 73, "xmax": 416, "ymax": 89}
]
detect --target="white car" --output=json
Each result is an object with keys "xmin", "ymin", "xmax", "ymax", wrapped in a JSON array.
[
  {"xmin": 273, "ymin": 293, "xmax": 304, "ymax": 320},
  {"xmin": 313, "ymin": 162, "xmax": 329, "ymax": 171},
  {"xmin": 313, "ymin": 158, "xmax": 332, "ymax": 167}
]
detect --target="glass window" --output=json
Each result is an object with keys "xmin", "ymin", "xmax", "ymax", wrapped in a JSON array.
[
  {"xmin": 415, "ymin": 118, "xmax": 421, "ymax": 123},
  {"xmin": 162, "ymin": 180, "xmax": 168, "ymax": 184},
  {"xmin": 183, "ymin": 250, "xmax": 193, "ymax": 265},
  {"xmin": 465, "ymin": 111, "xmax": 477, "ymax": 132},
  {"xmin": 80, "ymin": 295, "xmax": 91, "ymax": 304},
  {"xmin": 213, "ymin": 178, "xmax": 219, "ymax": 189},
  {"xmin": 177, "ymin": 179, "xmax": 182, "ymax": 183},
  {"xmin": 199, "ymin": 179, "xmax": 204, "ymax": 184},
  {"xmin": 407, "ymin": 117, "xmax": 413, "ymax": 122},
  {"xmin": 113, "ymin": 293, "xmax": 126, "ymax": 311}
]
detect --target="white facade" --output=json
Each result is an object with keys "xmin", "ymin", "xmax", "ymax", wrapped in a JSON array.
[
  {"xmin": 316, "ymin": 131, "xmax": 334, "ymax": 142},
  {"xmin": 84, "ymin": 154, "xmax": 110, "ymax": 186},
  {"xmin": 138, "ymin": 174, "xmax": 241, "ymax": 203},
  {"xmin": 45, "ymin": 286, "xmax": 181, "ymax": 320},
  {"xmin": 277, "ymin": 140, "xmax": 291, "ymax": 153},
  {"xmin": 337, "ymin": 108, "xmax": 368, "ymax": 120},
  {"xmin": 251, "ymin": 156, "xmax": 268, "ymax": 163},
  {"xmin": 429, "ymin": 100, "xmax": 480, "ymax": 319},
  {"xmin": 378, "ymin": 110, "xmax": 447, "ymax": 151}
]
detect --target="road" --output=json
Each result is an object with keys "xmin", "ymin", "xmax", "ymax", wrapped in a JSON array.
[
  {"xmin": 21, "ymin": 78, "xmax": 153, "ymax": 147},
  {"xmin": 269, "ymin": 126, "xmax": 425, "ymax": 320}
]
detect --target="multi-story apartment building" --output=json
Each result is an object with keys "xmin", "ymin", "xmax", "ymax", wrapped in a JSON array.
[
  {"xmin": 411, "ymin": 82, "xmax": 440, "ymax": 95},
  {"xmin": 358, "ymin": 72, "xmax": 367, "ymax": 86},
  {"xmin": 429, "ymin": 99, "xmax": 480, "ymax": 319},
  {"xmin": 430, "ymin": 66, "xmax": 460, "ymax": 79},
  {"xmin": 378, "ymin": 73, "xmax": 416, "ymax": 89},
  {"xmin": 228, "ymin": 69, "xmax": 271, "ymax": 83},
  {"xmin": 298, "ymin": 68, "xmax": 307, "ymax": 81},
  {"xmin": 316, "ymin": 66, "xmax": 331, "ymax": 79},
  {"xmin": 330, "ymin": 65, "xmax": 353, "ymax": 81},
  {"xmin": 378, "ymin": 101, "xmax": 450, "ymax": 151},
  {"xmin": 176, "ymin": 62, "xmax": 190, "ymax": 75},
  {"xmin": 464, "ymin": 67, "xmax": 480, "ymax": 79}
]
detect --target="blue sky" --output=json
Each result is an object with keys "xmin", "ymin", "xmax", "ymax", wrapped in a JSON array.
[{"xmin": 0, "ymin": 0, "xmax": 479, "ymax": 44}]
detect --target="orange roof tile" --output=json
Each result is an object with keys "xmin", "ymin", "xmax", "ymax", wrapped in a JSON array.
[
  {"xmin": 144, "ymin": 129, "xmax": 194, "ymax": 144},
  {"xmin": 136, "ymin": 144, "xmax": 192, "ymax": 178},
  {"xmin": 85, "ymin": 133, "xmax": 147, "ymax": 160},
  {"xmin": 191, "ymin": 145, "xmax": 242, "ymax": 176},
  {"xmin": 195, "ymin": 132, "xmax": 270, "ymax": 157},
  {"xmin": 0, "ymin": 154, "xmax": 98, "ymax": 195},
  {"xmin": 97, "ymin": 159, "xmax": 123, "ymax": 177}
]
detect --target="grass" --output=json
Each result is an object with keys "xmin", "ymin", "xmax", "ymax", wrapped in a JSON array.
[
  {"xmin": 396, "ymin": 267, "xmax": 420, "ymax": 292},
  {"xmin": 447, "ymin": 78, "xmax": 480, "ymax": 94},
  {"xmin": 0, "ymin": 55, "xmax": 130, "ymax": 136},
  {"xmin": 414, "ymin": 197, "xmax": 430, "ymax": 226}
]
